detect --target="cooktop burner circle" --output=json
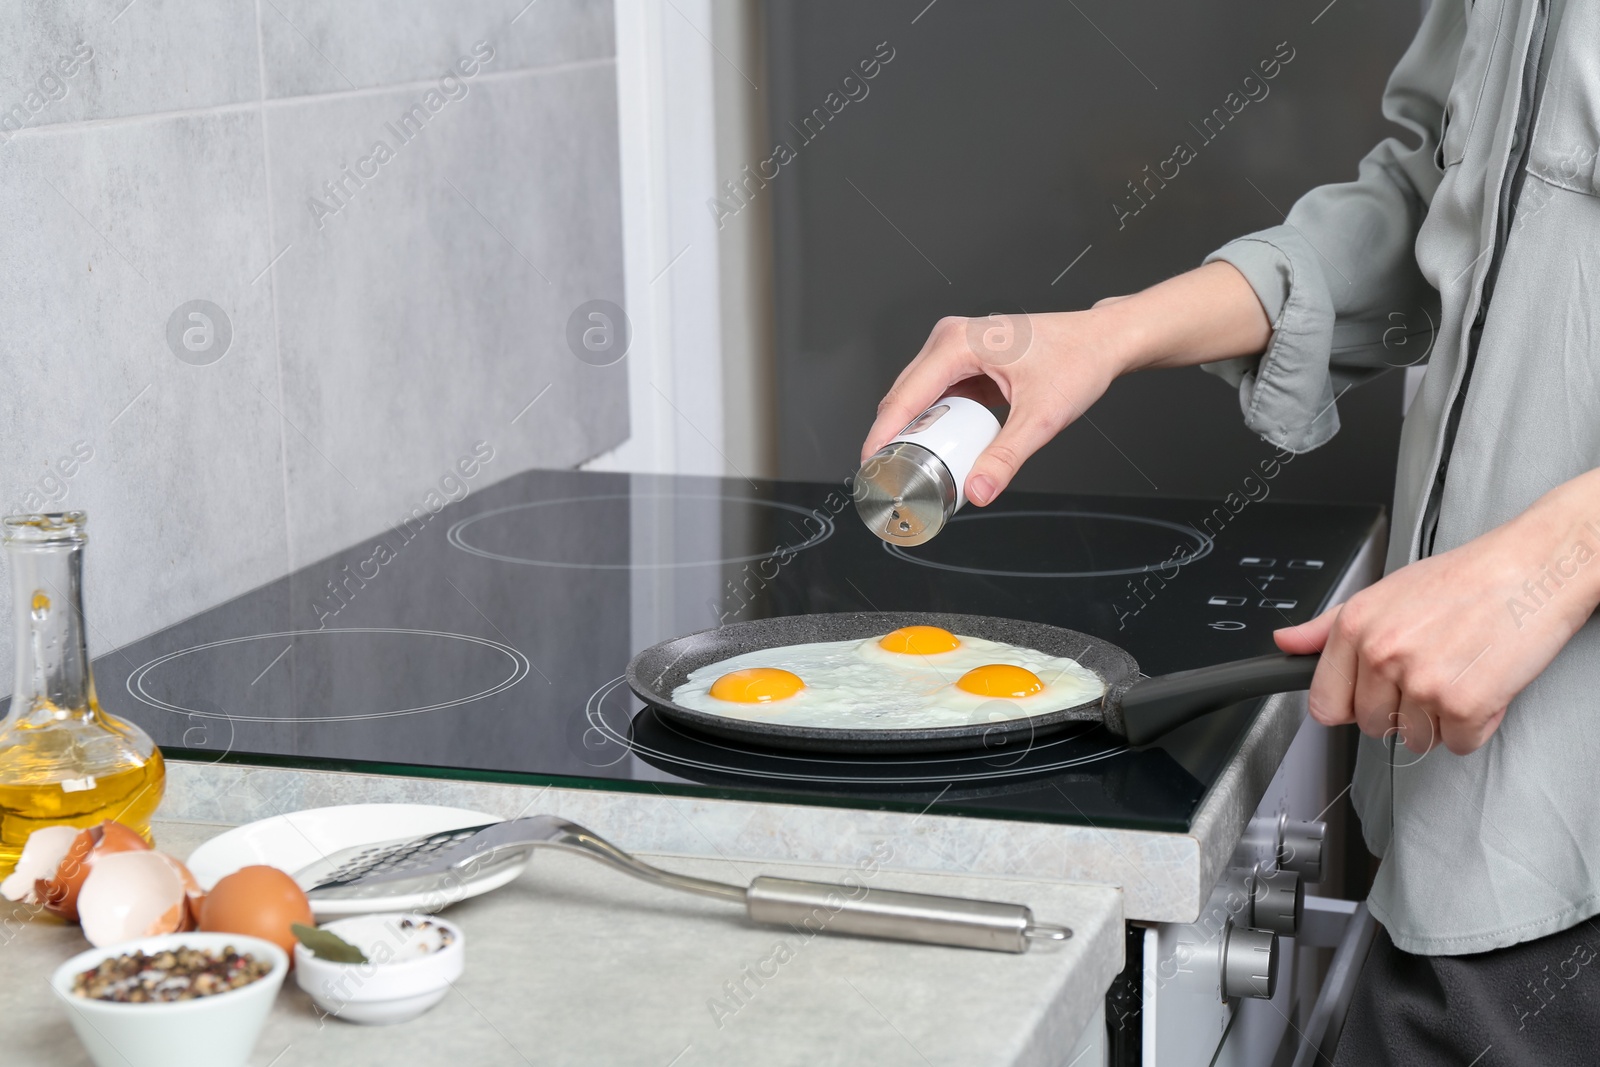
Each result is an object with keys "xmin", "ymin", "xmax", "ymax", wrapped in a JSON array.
[
  {"xmin": 126, "ymin": 628, "xmax": 529, "ymax": 723},
  {"xmin": 446, "ymin": 493, "xmax": 835, "ymax": 570},
  {"xmin": 882, "ymin": 509, "xmax": 1212, "ymax": 578},
  {"xmin": 581, "ymin": 676, "xmax": 1127, "ymax": 785}
]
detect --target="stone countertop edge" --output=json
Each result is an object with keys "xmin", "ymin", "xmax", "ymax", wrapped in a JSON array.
[
  {"xmin": 6, "ymin": 820, "xmax": 1125, "ymax": 1067},
  {"xmin": 166, "ymin": 747, "xmax": 1213, "ymax": 924}
]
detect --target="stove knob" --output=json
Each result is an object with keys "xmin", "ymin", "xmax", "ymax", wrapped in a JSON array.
[
  {"xmin": 1221, "ymin": 924, "xmax": 1279, "ymax": 1001},
  {"xmin": 1278, "ymin": 818, "xmax": 1326, "ymax": 882},
  {"xmin": 1249, "ymin": 868, "xmax": 1303, "ymax": 936}
]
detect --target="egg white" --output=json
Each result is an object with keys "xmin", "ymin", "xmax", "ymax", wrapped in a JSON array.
[{"xmin": 671, "ymin": 634, "xmax": 1104, "ymax": 731}]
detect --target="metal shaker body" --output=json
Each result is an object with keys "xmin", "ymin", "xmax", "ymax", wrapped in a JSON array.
[{"xmin": 853, "ymin": 396, "xmax": 1001, "ymax": 546}]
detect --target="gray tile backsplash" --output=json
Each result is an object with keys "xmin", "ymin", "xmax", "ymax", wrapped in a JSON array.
[
  {"xmin": 265, "ymin": 62, "xmax": 626, "ymax": 566},
  {"xmin": 257, "ymin": 0, "xmax": 615, "ymax": 99},
  {"xmin": 0, "ymin": 0, "xmax": 259, "ymax": 129},
  {"xmin": 0, "ymin": 107, "xmax": 289, "ymax": 668},
  {"xmin": 0, "ymin": 1, "xmax": 623, "ymax": 694}
]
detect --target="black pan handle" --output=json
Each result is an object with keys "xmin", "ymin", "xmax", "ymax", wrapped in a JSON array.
[{"xmin": 1116, "ymin": 653, "xmax": 1320, "ymax": 746}]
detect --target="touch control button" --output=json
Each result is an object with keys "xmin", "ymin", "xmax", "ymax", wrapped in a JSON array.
[
  {"xmin": 1240, "ymin": 556, "xmax": 1275, "ymax": 567},
  {"xmin": 1259, "ymin": 598, "xmax": 1297, "ymax": 609},
  {"xmin": 1208, "ymin": 595, "xmax": 1247, "ymax": 606},
  {"xmin": 1288, "ymin": 559, "xmax": 1323, "ymax": 569}
]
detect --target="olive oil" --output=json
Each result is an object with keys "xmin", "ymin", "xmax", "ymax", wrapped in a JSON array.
[
  {"xmin": 0, "ymin": 736, "xmax": 164, "ymax": 872},
  {"xmin": 0, "ymin": 514, "xmax": 164, "ymax": 876}
]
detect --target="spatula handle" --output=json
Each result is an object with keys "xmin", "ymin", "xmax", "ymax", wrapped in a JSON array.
[
  {"xmin": 745, "ymin": 877, "xmax": 1070, "ymax": 954},
  {"xmin": 1117, "ymin": 653, "xmax": 1320, "ymax": 746}
]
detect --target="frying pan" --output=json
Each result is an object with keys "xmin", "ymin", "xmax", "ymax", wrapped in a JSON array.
[{"xmin": 625, "ymin": 611, "xmax": 1318, "ymax": 752}]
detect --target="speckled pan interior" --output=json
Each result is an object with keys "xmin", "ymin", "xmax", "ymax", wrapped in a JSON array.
[{"xmin": 624, "ymin": 611, "xmax": 1142, "ymax": 753}]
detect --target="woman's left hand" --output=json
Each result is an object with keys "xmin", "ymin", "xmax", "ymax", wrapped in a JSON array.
[{"xmin": 1275, "ymin": 475, "xmax": 1600, "ymax": 755}]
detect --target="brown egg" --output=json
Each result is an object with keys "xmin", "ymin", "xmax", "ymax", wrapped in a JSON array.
[{"xmin": 199, "ymin": 865, "xmax": 313, "ymax": 957}]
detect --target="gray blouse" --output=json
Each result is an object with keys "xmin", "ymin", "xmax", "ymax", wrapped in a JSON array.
[{"xmin": 1203, "ymin": 0, "xmax": 1600, "ymax": 955}]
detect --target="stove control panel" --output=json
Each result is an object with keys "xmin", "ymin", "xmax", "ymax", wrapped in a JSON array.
[
  {"xmin": 1138, "ymin": 748, "xmax": 1337, "ymax": 1063},
  {"xmin": 1193, "ymin": 553, "xmax": 1336, "ymax": 643}
]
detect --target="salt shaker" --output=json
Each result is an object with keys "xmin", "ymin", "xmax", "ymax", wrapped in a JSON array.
[{"xmin": 852, "ymin": 397, "xmax": 1001, "ymax": 546}]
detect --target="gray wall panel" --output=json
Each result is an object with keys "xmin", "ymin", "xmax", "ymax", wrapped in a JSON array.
[{"xmin": 765, "ymin": 0, "xmax": 1422, "ymax": 507}]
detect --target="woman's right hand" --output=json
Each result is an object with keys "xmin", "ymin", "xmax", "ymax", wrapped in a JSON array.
[
  {"xmin": 860, "ymin": 306, "xmax": 1136, "ymax": 507},
  {"xmin": 858, "ymin": 261, "xmax": 1274, "ymax": 507}
]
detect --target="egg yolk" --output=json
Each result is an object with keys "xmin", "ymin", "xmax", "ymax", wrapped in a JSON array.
[
  {"xmin": 878, "ymin": 626, "xmax": 961, "ymax": 656},
  {"xmin": 956, "ymin": 664, "xmax": 1044, "ymax": 699},
  {"xmin": 709, "ymin": 667, "xmax": 805, "ymax": 703}
]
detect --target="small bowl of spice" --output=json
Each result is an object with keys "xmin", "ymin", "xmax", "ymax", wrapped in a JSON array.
[
  {"xmin": 50, "ymin": 931, "xmax": 288, "ymax": 1067},
  {"xmin": 294, "ymin": 912, "xmax": 464, "ymax": 1025}
]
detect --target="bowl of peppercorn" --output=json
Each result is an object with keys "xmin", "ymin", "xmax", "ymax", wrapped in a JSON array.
[{"xmin": 50, "ymin": 931, "xmax": 288, "ymax": 1067}]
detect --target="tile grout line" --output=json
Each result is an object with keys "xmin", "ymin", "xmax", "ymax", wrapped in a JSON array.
[
  {"xmin": 4, "ymin": 55, "xmax": 619, "ymax": 143},
  {"xmin": 254, "ymin": 0, "xmax": 296, "ymax": 581}
]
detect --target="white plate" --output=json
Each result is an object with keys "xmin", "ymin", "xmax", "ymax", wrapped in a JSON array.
[{"xmin": 185, "ymin": 804, "xmax": 527, "ymax": 918}]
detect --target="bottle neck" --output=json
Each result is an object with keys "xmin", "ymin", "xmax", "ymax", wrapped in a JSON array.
[{"xmin": 7, "ymin": 539, "xmax": 94, "ymax": 723}]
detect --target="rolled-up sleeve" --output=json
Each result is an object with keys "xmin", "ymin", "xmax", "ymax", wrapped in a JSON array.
[{"xmin": 1203, "ymin": 1, "xmax": 1467, "ymax": 452}]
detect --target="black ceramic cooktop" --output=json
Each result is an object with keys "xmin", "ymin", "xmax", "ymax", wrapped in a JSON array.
[{"xmin": 90, "ymin": 470, "xmax": 1382, "ymax": 832}]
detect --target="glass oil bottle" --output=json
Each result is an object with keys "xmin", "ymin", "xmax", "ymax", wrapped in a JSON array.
[{"xmin": 0, "ymin": 513, "xmax": 164, "ymax": 874}]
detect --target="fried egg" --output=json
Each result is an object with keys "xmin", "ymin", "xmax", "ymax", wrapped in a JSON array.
[{"xmin": 671, "ymin": 626, "xmax": 1104, "ymax": 730}]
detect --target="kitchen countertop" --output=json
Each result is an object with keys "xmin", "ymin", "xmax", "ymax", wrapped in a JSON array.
[
  {"xmin": 154, "ymin": 690, "xmax": 1311, "ymax": 925},
  {"xmin": 2, "ymin": 819, "xmax": 1123, "ymax": 1067}
]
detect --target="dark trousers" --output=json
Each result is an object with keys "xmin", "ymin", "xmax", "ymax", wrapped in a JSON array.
[{"xmin": 1334, "ymin": 919, "xmax": 1600, "ymax": 1066}]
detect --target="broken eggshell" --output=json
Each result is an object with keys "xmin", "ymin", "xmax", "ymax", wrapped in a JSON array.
[
  {"xmin": 76, "ymin": 850, "xmax": 205, "ymax": 948},
  {"xmin": 2, "ymin": 821, "xmax": 152, "ymax": 921},
  {"xmin": 45, "ymin": 822, "xmax": 152, "ymax": 921},
  {"xmin": 0, "ymin": 825, "xmax": 80, "ymax": 904}
]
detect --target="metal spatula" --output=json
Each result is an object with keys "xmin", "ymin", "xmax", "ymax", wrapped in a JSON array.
[{"xmin": 292, "ymin": 815, "xmax": 1070, "ymax": 954}]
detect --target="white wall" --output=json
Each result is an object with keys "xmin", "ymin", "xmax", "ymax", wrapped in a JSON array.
[
  {"xmin": 585, "ymin": 0, "xmax": 725, "ymax": 477},
  {"xmin": 587, "ymin": 0, "xmax": 777, "ymax": 479}
]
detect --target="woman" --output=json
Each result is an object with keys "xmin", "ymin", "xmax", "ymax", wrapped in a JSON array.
[{"xmin": 861, "ymin": 0, "xmax": 1600, "ymax": 1059}]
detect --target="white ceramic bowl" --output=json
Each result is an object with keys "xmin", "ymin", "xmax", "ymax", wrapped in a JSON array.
[
  {"xmin": 294, "ymin": 913, "xmax": 465, "ymax": 1025},
  {"xmin": 51, "ymin": 932, "xmax": 288, "ymax": 1067}
]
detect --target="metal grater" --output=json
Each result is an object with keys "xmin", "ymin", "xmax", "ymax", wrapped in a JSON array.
[
  {"xmin": 289, "ymin": 815, "xmax": 1072, "ymax": 954},
  {"xmin": 297, "ymin": 823, "xmax": 502, "ymax": 890}
]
